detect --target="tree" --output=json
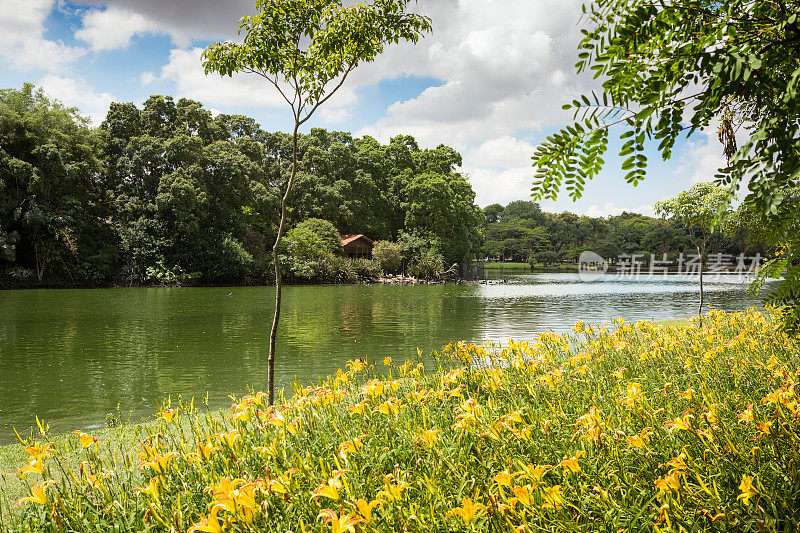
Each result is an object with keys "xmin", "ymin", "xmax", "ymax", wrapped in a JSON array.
[
  {"xmin": 203, "ymin": 0, "xmax": 431, "ymax": 404},
  {"xmin": 655, "ymin": 184, "xmax": 731, "ymax": 323},
  {"xmin": 530, "ymin": 0, "xmax": 800, "ymax": 332},
  {"xmin": 403, "ymin": 172, "xmax": 483, "ymax": 263},
  {"xmin": 483, "ymin": 203, "xmax": 504, "ymax": 224},
  {"xmin": 0, "ymin": 84, "xmax": 110, "ymax": 284}
]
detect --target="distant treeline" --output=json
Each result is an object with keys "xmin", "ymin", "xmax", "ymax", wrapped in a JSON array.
[
  {"xmin": 1, "ymin": 84, "xmax": 770, "ymax": 288},
  {"xmin": 482, "ymin": 201, "xmax": 770, "ymax": 264},
  {"xmin": 0, "ymin": 84, "xmax": 482, "ymax": 287}
]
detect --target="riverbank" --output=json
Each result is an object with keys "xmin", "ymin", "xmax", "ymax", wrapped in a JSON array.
[{"xmin": 3, "ymin": 308, "xmax": 797, "ymax": 530}]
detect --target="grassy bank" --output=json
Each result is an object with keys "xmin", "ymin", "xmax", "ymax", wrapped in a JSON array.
[
  {"xmin": 484, "ymin": 262, "xmax": 531, "ymax": 270},
  {"xmin": 2, "ymin": 309, "xmax": 799, "ymax": 531}
]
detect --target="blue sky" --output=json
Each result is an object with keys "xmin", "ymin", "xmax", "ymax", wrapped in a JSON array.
[{"xmin": 0, "ymin": 0, "xmax": 727, "ymax": 215}]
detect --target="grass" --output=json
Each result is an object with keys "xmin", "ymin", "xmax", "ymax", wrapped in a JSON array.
[
  {"xmin": 2, "ymin": 308, "xmax": 799, "ymax": 531},
  {"xmin": 484, "ymin": 262, "xmax": 531, "ymax": 270}
]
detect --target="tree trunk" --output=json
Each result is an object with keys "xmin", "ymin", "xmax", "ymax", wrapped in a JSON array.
[
  {"xmin": 267, "ymin": 123, "xmax": 300, "ymax": 406},
  {"xmin": 698, "ymin": 242, "xmax": 705, "ymax": 327}
]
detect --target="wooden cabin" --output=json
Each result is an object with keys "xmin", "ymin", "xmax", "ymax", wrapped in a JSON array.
[{"xmin": 340, "ymin": 234, "xmax": 374, "ymax": 259}]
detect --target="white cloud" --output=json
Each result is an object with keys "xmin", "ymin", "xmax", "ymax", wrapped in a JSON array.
[
  {"xmin": 75, "ymin": 6, "xmax": 153, "ymax": 51},
  {"xmin": 356, "ymin": 0, "xmax": 591, "ymax": 148},
  {"xmin": 584, "ymin": 203, "xmax": 655, "ymax": 218},
  {"xmin": 37, "ymin": 75, "xmax": 114, "ymax": 125},
  {"xmin": 461, "ymin": 137, "xmax": 537, "ymax": 206},
  {"xmin": 72, "ymin": 0, "xmax": 255, "ymax": 46},
  {"xmin": 155, "ymin": 48, "xmax": 287, "ymax": 108},
  {"xmin": 0, "ymin": 0, "xmax": 85, "ymax": 71}
]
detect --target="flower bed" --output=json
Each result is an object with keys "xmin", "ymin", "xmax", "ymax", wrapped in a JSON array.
[{"xmin": 4, "ymin": 308, "xmax": 799, "ymax": 531}]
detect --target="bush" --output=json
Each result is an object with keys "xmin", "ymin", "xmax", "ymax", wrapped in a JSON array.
[
  {"xmin": 409, "ymin": 248, "xmax": 446, "ymax": 280},
  {"xmin": 372, "ymin": 241, "xmax": 403, "ymax": 274},
  {"xmin": 280, "ymin": 255, "xmax": 380, "ymax": 284}
]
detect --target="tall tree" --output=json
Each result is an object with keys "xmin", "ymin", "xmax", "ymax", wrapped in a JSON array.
[
  {"xmin": 530, "ymin": 0, "xmax": 800, "ymax": 332},
  {"xmin": 202, "ymin": 0, "xmax": 431, "ymax": 404}
]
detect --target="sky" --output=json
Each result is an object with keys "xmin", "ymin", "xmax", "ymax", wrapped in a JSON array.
[{"xmin": 0, "ymin": 0, "xmax": 728, "ymax": 215}]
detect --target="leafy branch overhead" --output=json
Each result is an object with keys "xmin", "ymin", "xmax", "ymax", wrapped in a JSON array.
[
  {"xmin": 531, "ymin": 0, "xmax": 800, "ymax": 213},
  {"xmin": 202, "ymin": 0, "xmax": 431, "ymax": 124}
]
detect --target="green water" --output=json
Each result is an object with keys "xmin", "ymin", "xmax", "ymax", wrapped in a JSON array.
[{"xmin": 0, "ymin": 274, "xmax": 769, "ymax": 442}]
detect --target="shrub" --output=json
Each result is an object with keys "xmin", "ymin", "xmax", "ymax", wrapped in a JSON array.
[
  {"xmin": 372, "ymin": 241, "xmax": 403, "ymax": 274},
  {"xmin": 409, "ymin": 248, "xmax": 446, "ymax": 280}
]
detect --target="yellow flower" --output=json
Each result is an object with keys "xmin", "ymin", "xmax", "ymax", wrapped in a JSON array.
[
  {"xmin": 665, "ymin": 413, "xmax": 693, "ymax": 432},
  {"xmin": 447, "ymin": 497, "xmax": 485, "ymax": 523},
  {"xmin": 16, "ymin": 481, "xmax": 55, "ymax": 507},
  {"xmin": 73, "ymin": 431, "xmax": 97, "ymax": 449},
  {"xmin": 354, "ymin": 498, "xmax": 381, "ymax": 523},
  {"xmin": 136, "ymin": 476, "xmax": 162, "ymax": 502},
  {"xmin": 138, "ymin": 453, "xmax": 178, "ymax": 474},
  {"xmin": 737, "ymin": 475, "xmax": 758, "ymax": 506},
  {"xmin": 621, "ymin": 382, "xmax": 643, "ymax": 408},
  {"xmin": 311, "ymin": 477, "xmax": 342, "ymax": 502},
  {"xmin": 215, "ymin": 430, "xmax": 240, "ymax": 449},
  {"xmin": 347, "ymin": 358, "xmax": 366, "ymax": 372},
  {"xmin": 339, "ymin": 434, "xmax": 367, "ymax": 459},
  {"xmin": 196, "ymin": 440, "xmax": 220, "ymax": 463},
  {"xmin": 374, "ymin": 398, "xmax": 402, "ymax": 417},
  {"xmin": 348, "ymin": 399, "xmax": 369, "ymax": 417},
  {"xmin": 17, "ymin": 456, "xmax": 46, "ymax": 478},
  {"xmin": 559, "ymin": 451, "xmax": 584, "ymax": 474},
  {"xmin": 383, "ymin": 356, "xmax": 392, "ymax": 366},
  {"xmin": 666, "ymin": 455, "xmax": 688, "ymax": 473},
  {"xmin": 512, "ymin": 485, "xmax": 535, "ymax": 506},
  {"xmin": 493, "ymin": 469, "xmax": 518, "ymax": 487},
  {"xmin": 188, "ymin": 506, "xmax": 225, "ymax": 533},
  {"xmin": 738, "ymin": 403, "xmax": 754, "ymax": 424},
  {"xmin": 361, "ymin": 380, "xmax": 384, "ymax": 398},
  {"xmin": 520, "ymin": 463, "xmax": 549, "ymax": 484},
  {"xmin": 655, "ymin": 473, "xmax": 681, "ymax": 495},
  {"xmin": 415, "ymin": 428, "xmax": 441, "ymax": 448},
  {"xmin": 318, "ymin": 509, "xmax": 363, "ymax": 533},
  {"xmin": 160, "ymin": 408, "xmax": 179, "ymax": 423},
  {"xmin": 24, "ymin": 442, "xmax": 54, "ymax": 460},
  {"xmin": 542, "ymin": 485, "xmax": 564, "ymax": 510},
  {"xmin": 377, "ymin": 475, "xmax": 409, "ymax": 502}
]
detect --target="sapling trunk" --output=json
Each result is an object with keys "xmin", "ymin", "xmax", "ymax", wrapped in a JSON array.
[
  {"xmin": 697, "ymin": 241, "xmax": 705, "ymax": 328},
  {"xmin": 268, "ymin": 123, "xmax": 300, "ymax": 406}
]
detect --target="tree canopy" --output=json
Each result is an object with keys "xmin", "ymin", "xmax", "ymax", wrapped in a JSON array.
[{"xmin": 0, "ymin": 86, "xmax": 483, "ymax": 288}]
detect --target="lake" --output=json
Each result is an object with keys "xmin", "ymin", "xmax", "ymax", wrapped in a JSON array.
[{"xmin": 0, "ymin": 272, "xmax": 769, "ymax": 442}]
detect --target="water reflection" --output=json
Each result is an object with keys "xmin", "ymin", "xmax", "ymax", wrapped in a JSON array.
[{"xmin": 0, "ymin": 274, "xmax": 769, "ymax": 442}]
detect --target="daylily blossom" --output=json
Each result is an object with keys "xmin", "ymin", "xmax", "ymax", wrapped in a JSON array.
[
  {"xmin": 17, "ymin": 481, "xmax": 55, "ymax": 507},
  {"xmin": 447, "ymin": 497, "xmax": 485, "ymax": 523},
  {"xmin": 542, "ymin": 485, "xmax": 564, "ymax": 510},
  {"xmin": 737, "ymin": 475, "xmax": 758, "ymax": 506},
  {"xmin": 318, "ymin": 509, "xmax": 363, "ymax": 533},
  {"xmin": 73, "ymin": 431, "xmax": 97, "ymax": 448},
  {"xmin": 188, "ymin": 506, "xmax": 225, "ymax": 533}
]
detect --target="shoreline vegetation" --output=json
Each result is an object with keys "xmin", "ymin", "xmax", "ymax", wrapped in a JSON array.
[
  {"xmin": 2, "ymin": 308, "xmax": 798, "ymax": 531},
  {"xmin": 2, "ymin": 86, "xmax": 773, "ymax": 293}
]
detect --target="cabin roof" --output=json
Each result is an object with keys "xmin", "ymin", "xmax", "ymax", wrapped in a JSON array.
[{"xmin": 340, "ymin": 234, "xmax": 374, "ymax": 247}]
